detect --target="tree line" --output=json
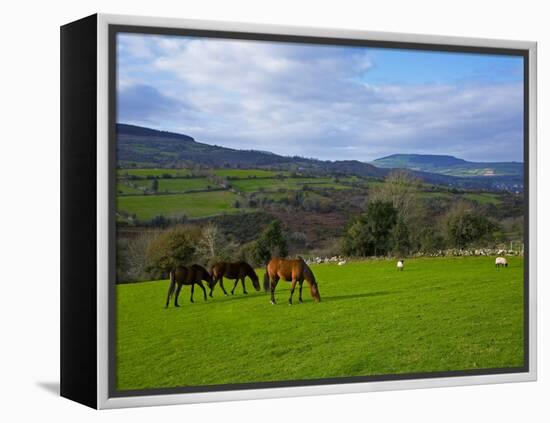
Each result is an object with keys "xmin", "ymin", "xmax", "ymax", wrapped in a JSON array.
[
  {"xmin": 116, "ymin": 170, "xmax": 520, "ymax": 282},
  {"xmin": 342, "ymin": 171, "xmax": 503, "ymax": 257}
]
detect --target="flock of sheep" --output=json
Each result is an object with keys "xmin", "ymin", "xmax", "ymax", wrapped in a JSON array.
[{"xmin": 307, "ymin": 256, "xmax": 510, "ymax": 271}]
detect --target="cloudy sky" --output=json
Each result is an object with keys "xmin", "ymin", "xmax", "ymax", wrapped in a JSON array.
[{"xmin": 117, "ymin": 32, "xmax": 524, "ymax": 162}]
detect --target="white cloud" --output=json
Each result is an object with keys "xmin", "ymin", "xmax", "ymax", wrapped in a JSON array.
[{"xmin": 116, "ymin": 34, "xmax": 523, "ymax": 162}]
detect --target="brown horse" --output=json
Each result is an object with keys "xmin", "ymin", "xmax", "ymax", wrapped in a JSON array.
[
  {"xmin": 210, "ymin": 261, "xmax": 260, "ymax": 296},
  {"xmin": 165, "ymin": 264, "xmax": 212, "ymax": 308},
  {"xmin": 264, "ymin": 257, "xmax": 321, "ymax": 305}
]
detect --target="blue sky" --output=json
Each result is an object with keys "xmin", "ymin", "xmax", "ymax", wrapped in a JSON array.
[{"xmin": 117, "ymin": 33, "xmax": 524, "ymax": 162}]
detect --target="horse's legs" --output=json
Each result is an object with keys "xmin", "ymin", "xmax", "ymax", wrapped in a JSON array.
[
  {"xmin": 219, "ymin": 278, "xmax": 228, "ymax": 296},
  {"xmin": 190, "ymin": 283, "xmax": 195, "ymax": 303},
  {"xmin": 208, "ymin": 278, "xmax": 215, "ymax": 297},
  {"xmin": 165, "ymin": 276, "xmax": 176, "ymax": 308},
  {"xmin": 270, "ymin": 278, "xmax": 279, "ymax": 305},
  {"xmin": 209, "ymin": 276, "xmax": 221, "ymax": 297},
  {"xmin": 288, "ymin": 279, "xmax": 298, "ymax": 305},
  {"xmin": 241, "ymin": 278, "xmax": 248, "ymax": 295},
  {"xmin": 197, "ymin": 281, "xmax": 208, "ymax": 301},
  {"xmin": 298, "ymin": 280, "xmax": 304, "ymax": 303},
  {"xmin": 231, "ymin": 279, "xmax": 239, "ymax": 295},
  {"xmin": 174, "ymin": 283, "xmax": 183, "ymax": 307}
]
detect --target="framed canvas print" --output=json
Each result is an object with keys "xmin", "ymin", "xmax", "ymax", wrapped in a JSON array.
[{"xmin": 60, "ymin": 14, "xmax": 537, "ymax": 409}]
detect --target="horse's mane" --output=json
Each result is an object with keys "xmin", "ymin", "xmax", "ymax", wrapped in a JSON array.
[
  {"xmin": 303, "ymin": 262, "xmax": 316, "ymax": 284},
  {"xmin": 191, "ymin": 263, "xmax": 209, "ymax": 275},
  {"xmin": 240, "ymin": 261, "xmax": 258, "ymax": 279}
]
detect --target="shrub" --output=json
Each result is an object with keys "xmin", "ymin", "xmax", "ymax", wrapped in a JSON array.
[
  {"xmin": 144, "ymin": 226, "xmax": 198, "ymax": 278},
  {"xmin": 444, "ymin": 205, "xmax": 499, "ymax": 248},
  {"xmin": 252, "ymin": 220, "xmax": 289, "ymax": 264},
  {"xmin": 343, "ymin": 200, "xmax": 397, "ymax": 256}
]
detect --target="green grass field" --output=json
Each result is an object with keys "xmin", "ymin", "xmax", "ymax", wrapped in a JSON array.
[
  {"xmin": 213, "ymin": 169, "xmax": 287, "ymax": 178},
  {"xmin": 117, "ymin": 191, "xmax": 243, "ymax": 219},
  {"xmin": 115, "ymin": 169, "xmax": 507, "ymax": 220},
  {"xmin": 116, "ymin": 256, "xmax": 524, "ymax": 391},
  {"xmin": 462, "ymin": 193, "xmax": 502, "ymax": 205},
  {"xmin": 116, "ymin": 182, "xmax": 145, "ymax": 195},
  {"xmin": 231, "ymin": 177, "xmax": 351, "ymax": 192},
  {"xmin": 129, "ymin": 177, "xmax": 215, "ymax": 193},
  {"xmin": 118, "ymin": 168, "xmax": 192, "ymax": 178}
]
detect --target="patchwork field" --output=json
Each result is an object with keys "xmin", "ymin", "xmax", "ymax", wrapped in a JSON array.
[
  {"xmin": 116, "ymin": 168, "xmax": 508, "ymax": 223},
  {"xmin": 130, "ymin": 177, "xmax": 215, "ymax": 193},
  {"xmin": 117, "ymin": 168, "xmax": 192, "ymax": 178},
  {"xmin": 213, "ymin": 169, "xmax": 288, "ymax": 178},
  {"xmin": 230, "ymin": 177, "xmax": 351, "ymax": 192},
  {"xmin": 116, "ymin": 256, "xmax": 524, "ymax": 391}
]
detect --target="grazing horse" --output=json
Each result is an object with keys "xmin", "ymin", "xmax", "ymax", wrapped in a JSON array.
[
  {"xmin": 165, "ymin": 264, "xmax": 212, "ymax": 308},
  {"xmin": 495, "ymin": 257, "xmax": 508, "ymax": 268},
  {"xmin": 264, "ymin": 257, "xmax": 321, "ymax": 305},
  {"xmin": 210, "ymin": 261, "xmax": 260, "ymax": 296}
]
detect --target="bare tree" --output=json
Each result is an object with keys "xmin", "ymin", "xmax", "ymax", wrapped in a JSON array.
[
  {"xmin": 198, "ymin": 223, "xmax": 225, "ymax": 261},
  {"xmin": 369, "ymin": 170, "xmax": 421, "ymax": 223},
  {"xmin": 126, "ymin": 230, "xmax": 160, "ymax": 281}
]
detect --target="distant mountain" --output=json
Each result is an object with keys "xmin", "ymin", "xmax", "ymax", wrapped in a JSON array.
[
  {"xmin": 117, "ymin": 124, "xmax": 523, "ymax": 191},
  {"xmin": 372, "ymin": 154, "xmax": 523, "ymax": 178},
  {"xmin": 116, "ymin": 123, "xmax": 384, "ymax": 177}
]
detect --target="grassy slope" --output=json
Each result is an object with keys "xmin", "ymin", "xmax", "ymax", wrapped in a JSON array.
[
  {"xmin": 462, "ymin": 193, "xmax": 501, "ymax": 205},
  {"xmin": 117, "ymin": 191, "xmax": 243, "ymax": 219},
  {"xmin": 213, "ymin": 169, "xmax": 288, "ymax": 178},
  {"xmin": 130, "ymin": 177, "xmax": 215, "ymax": 193},
  {"xmin": 116, "ymin": 183, "xmax": 144, "ymax": 195},
  {"xmin": 372, "ymin": 156, "xmax": 522, "ymax": 177},
  {"xmin": 231, "ymin": 177, "xmax": 351, "ymax": 192},
  {"xmin": 118, "ymin": 168, "xmax": 192, "ymax": 178},
  {"xmin": 115, "ymin": 169, "xmax": 504, "ymax": 220},
  {"xmin": 116, "ymin": 256, "xmax": 524, "ymax": 391}
]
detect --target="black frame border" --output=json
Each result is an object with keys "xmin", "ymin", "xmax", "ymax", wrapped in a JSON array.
[
  {"xmin": 60, "ymin": 14, "xmax": 98, "ymax": 409},
  {"xmin": 107, "ymin": 24, "xmax": 530, "ymax": 399}
]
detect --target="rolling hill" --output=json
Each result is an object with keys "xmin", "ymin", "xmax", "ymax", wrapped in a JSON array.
[
  {"xmin": 117, "ymin": 123, "xmax": 385, "ymax": 177},
  {"xmin": 372, "ymin": 154, "xmax": 523, "ymax": 178},
  {"xmin": 117, "ymin": 124, "xmax": 523, "ymax": 191}
]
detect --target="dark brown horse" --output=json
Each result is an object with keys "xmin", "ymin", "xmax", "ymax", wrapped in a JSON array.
[
  {"xmin": 210, "ymin": 261, "xmax": 260, "ymax": 296},
  {"xmin": 264, "ymin": 257, "xmax": 321, "ymax": 305},
  {"xmin": 165, "ymin": 264, "xmax": 212, "ymax": 308}
]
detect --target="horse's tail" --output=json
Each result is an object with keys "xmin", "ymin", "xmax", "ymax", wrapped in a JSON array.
[
  {"xmin": 303, "ymin": 262, "xmax": 321, "ymax": 303},
  {"xmin": 165, "ymin": 270, "xmax": 176, "ymax": 308},
  {"xmin": 263, "ymin": 264, "xmax": 271, "ymax": 292}
]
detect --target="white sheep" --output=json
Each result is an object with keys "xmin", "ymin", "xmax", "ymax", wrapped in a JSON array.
[
  {"xmin": 495, "ymin": 257, "xmax": 508, "ymax": 268},
  {"xmin": 338, "ymin": 260, "xmax": 347, "ymax": 266},
  {"xmin": 397, "ymin": 260, "xmax": 404, "ymax": 271}
]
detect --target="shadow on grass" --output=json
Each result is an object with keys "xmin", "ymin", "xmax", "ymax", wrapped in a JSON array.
[
  {"xmin": 164, "ymin": 291, "xmax": 268, "ymax": 308},
  {"xmin": 322, "ymin": 290, "xmax": 400, "ymax": 302},
  {"xmin": 207, "ymin": 291, "xmax": 268, "ymax": 303},
  {"xmin": 164, "ymin": 289, "xmax": 399, "ymax": 308}
]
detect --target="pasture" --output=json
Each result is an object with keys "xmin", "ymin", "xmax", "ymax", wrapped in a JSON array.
[
  {"xmin": 115, "ymin": 168, "xmax": 508, "ymax": 224},
  {"xmin": 231, "ymin": 177, "xmax": 351, "ymax": 192},
  {"xmin": 461, "ymin": 192, "xmax": 502, "ymax": 205},
  {"xmin": 116, "ymin": 191, "xmax": 245, "ymax": 219},
  {"xmin": 116, "ymin": 256, "xmax": 524, "ymax": 391},
  {"xmin": 213, "ymin": 169, "xmax": 287, "ymax": 178},
  {"xmin": 131, "ymin": 177, "xmax": 215, "ymax": 193},
  {"xmin": 117, "ymin": 168, "xmax": 192, "ymax": 178}
]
